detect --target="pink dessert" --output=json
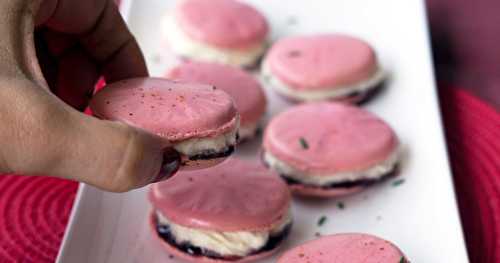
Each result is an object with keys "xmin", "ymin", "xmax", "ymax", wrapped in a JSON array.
[
  {"xmin": 90, "ymin": 78, "xmax": 239, "ymax": 168},
  {"xmin": 149, "ymin": 158, "xmax": 292, "ymax": 262},
  {"xmin": 168, "ymin": 62, "xmax": 267, "ymax": 141},
  {"xmin": 277, "ymin": 233, "xmax": 409, "ymax": 263},
  {"xmin": 262, "ymin": 34, "xmax": 386, "ymax": 103},
  {"xmin": 176, "ymin": 0, "xmax": 267, "ymax": 48},
  {"xmin": 262, "ymin": 102, "xmax": 400, "ymax": 197},
  {"xmin": 165, "ymin": 0, "xmax": 269, "ymax": 67}
]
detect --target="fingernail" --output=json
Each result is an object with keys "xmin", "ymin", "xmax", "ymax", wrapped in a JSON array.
[{"xmin": 154, "ymin": 148, "xmax": 181, "ymax": 183}]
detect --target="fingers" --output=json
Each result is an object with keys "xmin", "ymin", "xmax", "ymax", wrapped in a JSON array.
[
  {"xmin": 38, "ymin": 0, "xmax": 148, "ymax": 82},
  {"xmin": 55, "ymin": 48, "xmax": 99, "ymax": 110},
  {"xmin": 78, "ymin": 0, "xmax": 148, "ymax": 81},
  {"xmin": 0, "ymin": 78, "xmax": 180, "ymax": 192}
]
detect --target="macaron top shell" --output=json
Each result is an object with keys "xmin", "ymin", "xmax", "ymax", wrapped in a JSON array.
[
  {"xmin": 168, "ymin": 62, "xmax": 267, "ymax": 126},
  {"xmin": 265, "ymin": 34, "xmax": 377, "ymax": 90},
  {"xmin": 175, "ymin": 0, "xmax": 268, "ymax": 49},
  {"xmin": 149, "ymin": 158, "xmax": 291, "ymax": 232},
  {"xmin": 90, "ymin": 78, "xmax": 238, "ymax": 141},
  {"xmin": 263, "ymin": 102, "xmax": 398, "ymax": 174},
  {"xmin": 277, "ymin": 233, "xmax": 406, "ymax": 263}
]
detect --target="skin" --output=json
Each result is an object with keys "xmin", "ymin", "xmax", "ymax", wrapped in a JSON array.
[{"xmin": 0, "ymin": 0, "xmax": 180, "ymax": 192}]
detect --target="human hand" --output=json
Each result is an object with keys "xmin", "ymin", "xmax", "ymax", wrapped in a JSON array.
[{"xmin": 0, "ymin": 0, "xmax": 180, "ymax": 192}]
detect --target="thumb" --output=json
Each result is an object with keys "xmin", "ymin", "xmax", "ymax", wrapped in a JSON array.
[
  {"xmin": 0, "ymin": 79, "xmax": 180, "ymax": 192},
  {"xmin": 59, "ymin": 114, "xmax": 182, "ymax": 192}
]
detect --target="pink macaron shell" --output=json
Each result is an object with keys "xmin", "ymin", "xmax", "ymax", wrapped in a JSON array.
[
  {"xmin": 290, "ymin": 184, "xmax": 365, "ymax": 198},
  {"xmin": 89, "ymin": 78, "xmax": 238, "ymax": 142},
  {"xmin": 149, "ymin": 158, "xmax": 291, "ymax": 232},
  {"xmin": 265, "ymin": 34, "xmax": 378, "ymax": 90},
  {"xmin": 149, "ymin": 213, "xmax": 281, "ymax": 263},
  {"xmin": 263, "ymin": 102, "xmax": 398, "ymax": 174},
  {"xmin": 277, "ymin": 233, "xmax": 407, "ymax": 263},
  {"xmin": 175, "ymin": 0, "xmax": 268, "ymax": 49},
  {"xmin": 168, "ymin": 62, "xmax": 267, "ymax": 127}
]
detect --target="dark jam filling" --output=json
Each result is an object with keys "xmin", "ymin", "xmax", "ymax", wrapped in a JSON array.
[
  {"xmin": 281, "ymin": 165, "xmax": 399, "ymax": 190},
  {"xmin": 156, "ymin": 219, "xmax": 292, "ymax": 261},
  {"xmin": 349, "ymin": 81, "xmax": 386, "ymax": 104},
  {"xmin": 188, "ymin": 144, "xmax": 235, "ymax": 161}
]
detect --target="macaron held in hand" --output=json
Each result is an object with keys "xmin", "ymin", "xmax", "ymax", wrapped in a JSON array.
[{"xmin": 90, "ymin": 78, "xmax": 240, "ymax": 169}]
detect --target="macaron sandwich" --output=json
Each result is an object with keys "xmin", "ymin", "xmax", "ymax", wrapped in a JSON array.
[
  {"xmin": 163, "ymin": 0, "xmax": 269, "ymax": 68},
  {"xmin": 262, "ymin": 34, "xmax": 386, "ymax": 103},
  {"xmin": 149, "ymin": 158, "xmax": 293, "ymax": 262},
  {"xmin": 263, "ymin": 102, "xmax": 400, "ymax": 197},
  {"xmin": 90, "ymin": 78, "xmax": 239, "ymax": 168}
]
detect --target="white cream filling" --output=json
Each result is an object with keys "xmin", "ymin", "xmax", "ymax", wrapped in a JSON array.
[
  {"xmin": 156, "ymin": 210, "xmax": 292, "ymax": 257},
  {"xmin": 261, "ymin": 62, "xmax": 386, "ymax": 101},
  {"xmin": 264, "ymin": 148, "xmax": 400, "ymax": 186},
  {"xmin": 162, "ymin": 14, "xmax": 267, "ymax": 67},
  {"xmin": 173, "ymin": 127, "xmax": 238, "ymax": 156}
]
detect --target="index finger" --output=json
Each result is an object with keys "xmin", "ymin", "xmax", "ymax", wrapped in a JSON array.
[{"xmin": 37, "ymin": 0, "xmax": 148, "ymax": 82}]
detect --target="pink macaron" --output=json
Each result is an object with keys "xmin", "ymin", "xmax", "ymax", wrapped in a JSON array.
[
  {"xmin": 90, "ymin": 78, "xmax": 239, "ymax": 169},
  {"xmin": 262, "ymin": 34, "xmax": 386, "ymax": 103},
  {"xmin": 277, "ymin": 233, "xmax": 409, "ymax": 263},
  {"xmin": 149, "ymin": 158, "xmax": 292, "ymax": 262},
  {"xmin": 163, "ymin": 0, "xmax": 269, "ymax": 68},
  {"xmin": 262, "ymin": 102, "xmax": 400, "ymax": 197},
  {"xmin": 168, "ymin": 62, "xmax": 267, "ymax": 141}
]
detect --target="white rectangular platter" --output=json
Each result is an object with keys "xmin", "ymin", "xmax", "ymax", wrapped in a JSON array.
[{"xmin": 57, "ymin": 0, "xmax": 469, "ymax": 262}]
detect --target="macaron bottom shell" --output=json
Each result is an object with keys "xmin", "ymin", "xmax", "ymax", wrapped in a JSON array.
[{"xmin": 262, "ymin": 150, "xmax": 400, "ymax": 198}]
